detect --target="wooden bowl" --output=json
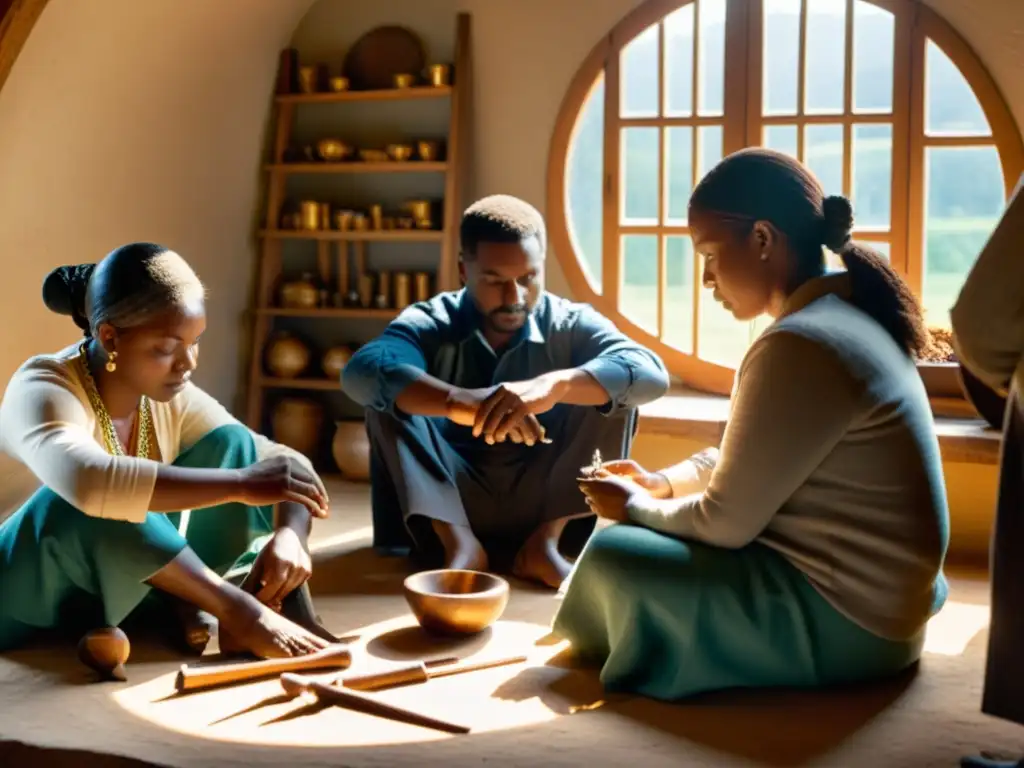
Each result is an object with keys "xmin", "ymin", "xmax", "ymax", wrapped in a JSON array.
[{"xmin": 403, "ymin": 569, "xmax": 509, "ymax": 636}]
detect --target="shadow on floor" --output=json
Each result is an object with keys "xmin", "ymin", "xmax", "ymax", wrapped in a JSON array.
[
  {"xmin": 0, "ymin": 740, "xmax": 168, "ymax": 767},
  {"xmin": 492, "ymin": 645, "xmax": 920, "ymax": 767}
]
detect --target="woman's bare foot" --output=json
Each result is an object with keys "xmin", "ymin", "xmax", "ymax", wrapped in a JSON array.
[
  {"xmin": 513, "ymin": 525, "xmax": 573, "ymax": 589},
  {"xmin": 431, "ymin": 519, "xmax": 489, "ymax": 571},
  {"xmin": 218, "ymin": 592, "xmax": 331, "ymax": 658},
  {"xmin": 168, "ymin": 597, "xmax": 216, "ymax": 654}
]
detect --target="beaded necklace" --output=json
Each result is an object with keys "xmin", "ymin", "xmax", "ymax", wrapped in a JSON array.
[{"xmin": 76, "ymin": 342, "xmax": 153, "ymax": 459}]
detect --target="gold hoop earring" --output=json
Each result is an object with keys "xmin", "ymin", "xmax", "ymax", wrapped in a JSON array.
[{"xmin": 105, "ymin": 351, "xmax": 118, "ymax": 373}]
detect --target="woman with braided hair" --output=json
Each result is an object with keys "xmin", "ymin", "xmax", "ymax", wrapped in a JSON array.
[
  {"xmin": 557, "ymin": 148, "xmax": 951, "ymax": 700},
  {"xmin": 0, "ymin": 243, "xmax": 336, "ymax": 659}
]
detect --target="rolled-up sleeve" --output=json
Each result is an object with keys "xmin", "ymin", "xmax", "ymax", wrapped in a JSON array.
[
  {"xmin": 570, "ymin": 305, "xmax": 670, "ymax": 413},
  {"xmin": 951, "ymin": 174, "xmax": 1024, "ymax": 395},
  {"xmin": 341, "ymin": 304, "xmax": 445, "ymax": 414}
]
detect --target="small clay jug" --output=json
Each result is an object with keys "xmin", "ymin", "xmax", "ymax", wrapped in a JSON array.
[
  {"xmin": 78, "ymin": 626, "xmax": 131, "ymax": 682},
  {"xmin": 332, "ymin": 420, "xmax": 371, "ymax": 481}
]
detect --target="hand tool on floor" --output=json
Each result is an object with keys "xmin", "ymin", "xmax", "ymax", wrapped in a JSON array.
[
  {"xmin": 176, "ymin": 643, "xmax": 352, "ymax": 693},
  {"xmin": 280, "ymin": 673, "xmax": 471, "ymax": 734},
  {"xmin": 340, "ymin": 653, "xmax": 528, "ymax": 691}
]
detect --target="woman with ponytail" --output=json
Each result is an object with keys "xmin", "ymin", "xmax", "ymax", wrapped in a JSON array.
[
  {"xmin": 0, "ymin": 243, "xmax": 337, "ymax": 660},
  {"xmin": 555, "ymin": 149, "xmax": 950, "ymax": 700}
]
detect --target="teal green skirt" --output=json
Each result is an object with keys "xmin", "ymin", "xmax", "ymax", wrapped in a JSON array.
[
  {"xmin": 0, "ymin": 424, "xmax": 274, "ymax": 650},
  {"xmin": 552, "ymin": 524, "xmax": 925, "ymax": 701}
]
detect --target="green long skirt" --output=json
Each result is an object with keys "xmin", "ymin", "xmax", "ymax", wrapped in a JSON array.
[
  {"xmin": 552, "ymin": 524, "xmax": 928, "ymax": 701},
  {"xmin": 0, "ymin": 424, "xmax": 275, "ymax": 650}
]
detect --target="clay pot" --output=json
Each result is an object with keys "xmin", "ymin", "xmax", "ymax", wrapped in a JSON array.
[
  {"xmin": 332, "ymin": 420, "xmax": 370, "ymax": 481},
  {"xmin": 78, "ymin": 626, "xmax": 130, "ymax": 682},
  {"xmin": 272, "ymin": 398, "xmax": 324, "ymax": 458},
  {"xmin": 279, "ymin": 273, "xmax": 319, "ymax": 309},
  {"xmin": 322, "ymin": 345, "xmax": 353, "ymax": 381},
  {"xmin": 265, "ymin": 333, "xmax": 310, "ymax": 378}
]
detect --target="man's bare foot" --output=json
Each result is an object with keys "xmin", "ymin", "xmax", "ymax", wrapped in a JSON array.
[
  {"xmin": 218, "ymin": 592, "xmax": 331, "ymax": 658},
  {"xmin": 431, "ymin": 519, "xmax": 489, "ymax": 571},
  {"xmin": 513, "ymin": 524, "xmax": 573, "ymax": 589}
]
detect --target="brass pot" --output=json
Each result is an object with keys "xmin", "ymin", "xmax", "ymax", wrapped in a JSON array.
[
  {"xmin": 332, "ymin": 420, "xmax": 370, "ymax": 481},
  {"xmin": 321, "ymin": 345, "xmax": 353, "ymax": 381},
  {"xmin": 279, "ymin": 273, "xmax": 319, "ymax": 309},
  {"xmin": 334, "ymin": 209, "xmax": 354, "ymax": 231},
  {"xmin": 414, "ymin": 272, "xmax": 432, "ymax": 302},
  {"xmin": 265, "ymin": 333, "xmax": 310, "ymax": 378},
  {"xmin": 393, "ymin": 73, "xmax": 415, "ymax": 89},
  {"xmin": 426, "ymin": 64, "xmax": 452, "ymax": 87},
  {"xmin": 298, "ymin": 65, "xmax": 317, "ymax": 93},
  {"xmin": 403, "ymin": 200, "xmax": 432, "ymax": 222},
  {"xmin": 416, "ymin": 140, "xmax": 443, "ymax": 162},
  {"xmin": 394, "ymin": 272, "xmax": 412, "ymax": 310},
  {"xmin": 317, "ymin": 139, "xmax": 353, "ymax": 162},
  {"xmin": 359, "ymin": 148, "xmax": 390, "ymax": 163},
  {"xmin": 272, "ymin": 398, "xmax": 324, "ymax": 458},
  {"xmin": 329, "ymin": 76, "xmax": 350, "ymax": 92},
  {"xmin": 386, "ymin": 143, "xmax": 414, "ymax": 162}
]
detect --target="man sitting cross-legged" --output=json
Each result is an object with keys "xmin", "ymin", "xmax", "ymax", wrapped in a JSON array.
[{"xmin": 341, "ymin": 194, "xmax": 669, "ymax": 588}]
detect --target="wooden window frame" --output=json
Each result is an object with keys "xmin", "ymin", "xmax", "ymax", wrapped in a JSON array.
[{"xmin": 547, "ymin": 0, "xmax": 1024, "ymax": 403}]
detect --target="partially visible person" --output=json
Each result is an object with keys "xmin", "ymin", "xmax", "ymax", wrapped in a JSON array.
[
  {"xmin": 342, "ymin": 195, "xmax": 669, "ymax": 588},
  {"xmin": 553, "ymin": 149, "xmax": 950, "ymax": 700},
  {"xmin": 0, "ymin": 243, "xmax": 335, "ymax": 659},
  {"xmin": 951, "ymin": 175, "xmax": 1024, "ymax": 768}
]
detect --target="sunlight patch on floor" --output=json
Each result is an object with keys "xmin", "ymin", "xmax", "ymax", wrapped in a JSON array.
[
  {"xmin": 924, "ymin": 600, "xmax": 990, "ymax": 656},
  {"xmin": 111, "ymin": 616, "xmax": 588, "ymax": 748}
]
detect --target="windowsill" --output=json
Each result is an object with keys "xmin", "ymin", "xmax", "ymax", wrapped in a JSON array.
[{"xmin": 637, "ymin": 387, "xmax": 1002, "ymax": 466}]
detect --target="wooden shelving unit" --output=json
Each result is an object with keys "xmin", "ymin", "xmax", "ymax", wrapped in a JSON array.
[{"xmin": 244, "ymin": 14, "xmax": 473, "ymax": 456}]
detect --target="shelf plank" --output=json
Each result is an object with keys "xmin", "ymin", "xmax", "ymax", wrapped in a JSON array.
[
  {"xmin": 266, "ymin": 162, "xmax": 448, "ymax": 174},
  {"xmin": 259, "ymin": 229, "xmax": 444, "ymax": 242},
  {"xmin": 258, "ymin": 307, "xmax": 396, "ymax": 320},
  {"xmin": 261, "ymin": 377, "xmax": 340, "ymax": 391},
  {"xmin": 276, "ymin": 86, "xmax": 452, "ymax": 104}
]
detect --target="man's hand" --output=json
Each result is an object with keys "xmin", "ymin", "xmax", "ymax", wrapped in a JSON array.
[
  {"xmin": 248, "ymin": 527, "xmax": 313, "ymax": 610},
  {"xmin": 475, "ymin": 376, "xmax": 567, "ymax": 444},
  {"xmin": 445, "ymin": 382, "xmax": 554, "ymax": 446}
]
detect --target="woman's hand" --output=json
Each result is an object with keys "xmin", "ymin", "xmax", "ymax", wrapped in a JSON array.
[
  {"xmin": 578, "ymin": 474, "xmax": 649, "ymax": 522},
  {"xmin": 248, "ymin": 527, "xmax": 313, "ymax": 609},
  {"xmin": 235, "ymin": 456, "xmax": 329, "ymax": 518},
  {"xmin": 592, "ymin": 460, "xmax": 673, "ymax": 499}
]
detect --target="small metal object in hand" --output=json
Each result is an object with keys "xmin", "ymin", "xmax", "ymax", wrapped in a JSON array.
[{"xmin": 579, "ymin": 449, "xmax": 603, "ymax": 478}]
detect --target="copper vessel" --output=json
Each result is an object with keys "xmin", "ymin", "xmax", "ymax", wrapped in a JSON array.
[
  {"xmin": 328, "ymin": 76, "xmax": 350, "ymax": 92},
  {"xmin": 299, "ymin": 201, "xmax": 320, "ymax": 230},
  {"xmin": 321, "ymin": 345, "xmax": 353, "ymax": 381},
  {"xmin": 265, "ymin": 333, "xmax": 310, "ymax": 378},
  {"xmin": 427, "ymin": 64, "xmax": 452, "ymax": 87},
  {"xmin": 298, "ymin": 66, "xmax": 317, "ymax": 94},
  {"xmin": 332, "ymin": 420, "xmax": 371, "ymax": 481},
  {"xmin": 271, "ymin": 398, "xmax": 323, "ymax": 458},
  {"xmin": 414, "ymin": 272, "xmax": 432, "ymax": 302},
  {"xmin": 394, "ymin": 272, "xmax": 412, "ymax": 310},
  {"xmin": 403, "ymin": 570, "xmax": 509, "ymax": 635}
]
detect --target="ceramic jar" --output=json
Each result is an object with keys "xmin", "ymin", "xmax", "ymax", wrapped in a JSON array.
[
  {"xmin": 271, "ymin": 398, "xmax": 324, "ymax": 458},
  {"xmin": 332, "ymin": 420, "xmax": 370, "ymax": 481}
]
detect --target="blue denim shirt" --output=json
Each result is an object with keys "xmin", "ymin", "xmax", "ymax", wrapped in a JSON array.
[{"xmin": 341, "ymin": 290, "xmax": 669, "ymax": 418}]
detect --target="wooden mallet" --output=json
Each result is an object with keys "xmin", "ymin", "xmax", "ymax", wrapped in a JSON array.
[{"xmin": 175, "ymin": 644, "xmax": 352, "ymax": 693}]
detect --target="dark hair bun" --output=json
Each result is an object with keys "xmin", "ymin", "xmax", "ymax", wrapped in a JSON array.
[
  {"xmin": 42, "ymin": 264, "xmax": 95, "ymax": 334},
  {"xmin": 822, "ymin": 195, "xmax": 854, "ymax": 252}
]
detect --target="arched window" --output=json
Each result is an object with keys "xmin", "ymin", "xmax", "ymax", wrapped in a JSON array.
[{"xmin": 548, "ymin": 0, "xmax": 1024, "ymax": 397}]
